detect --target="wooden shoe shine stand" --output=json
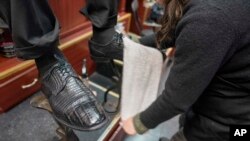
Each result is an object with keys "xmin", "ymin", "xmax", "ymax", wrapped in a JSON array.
[{"xmin": 30, "ymin": 77, "xmax": 125, "ymax": 141}]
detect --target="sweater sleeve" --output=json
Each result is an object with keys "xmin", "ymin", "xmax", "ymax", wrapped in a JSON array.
[{"xmin": 139, "ymin": 9, "xmax": 236, "ymax": 129}]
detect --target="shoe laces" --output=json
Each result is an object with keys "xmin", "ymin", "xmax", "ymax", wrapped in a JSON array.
[
  {"xmin": 113, "ymin": 33, "xmax": 123, "ymax": 46},
  {"xmin": 54, "ymin": 55, "xmax": 72, "ymax": 77}
]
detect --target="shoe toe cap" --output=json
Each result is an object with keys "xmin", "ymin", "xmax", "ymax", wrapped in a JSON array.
[{"xmin": 72, "ymin": 102, "xmax": 106, "ymax": 127}]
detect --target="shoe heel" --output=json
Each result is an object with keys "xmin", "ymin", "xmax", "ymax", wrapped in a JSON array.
[{"xmin": 91, "ymin": 55, "xmax": 112, "ymax": 63}]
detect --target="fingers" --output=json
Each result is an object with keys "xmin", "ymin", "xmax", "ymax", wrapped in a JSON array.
[
  {"xmin": 121, "ymin": 118, "xmax": 137, "ymax": 135},
  {"xmin": 166, "ymin": 47, "xmax": 176, "ymax": 57}
]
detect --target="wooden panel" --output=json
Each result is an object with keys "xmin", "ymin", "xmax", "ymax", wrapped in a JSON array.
[
  {"xmin": 119, "ymin": 0, "xmax": 127, "ymax": 13},
  {"xmin": 126, "ymin": 0, "xmax": 147, "ymax": 34},
  {"xmin": 102, "ymin": 118, "xmax": 122, "ymax": 141},
  {"xmin": 49, "ymin": 0, "xmax": 89, "ymax": 39},
  {"xmin": 61, "ymin": 35, "xmax": 96, "ymax": 76},
  {"xmin": 117, "ymin": 13, "xmax": 132, "ymax": 32},
  {"xmin": 109, "ymin": 124, "xmax": 127, "ymax": 141},
  {"xmin": 0, "ymin": 57, "xmax": 28, "ymax": 80},
  {"xmin": 0, "ymin": 66, "xmax": 40, "ymax": 113}
]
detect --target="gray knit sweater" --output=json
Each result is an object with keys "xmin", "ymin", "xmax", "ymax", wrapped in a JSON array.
[{"xmin": 137, "ymin": 0, "xmax": 250, "ymax": 140}]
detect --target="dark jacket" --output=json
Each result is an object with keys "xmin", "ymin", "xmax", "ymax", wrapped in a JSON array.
[{"xmin": 139, "ymin": 0, "xmax": 250, "ymax": 140}]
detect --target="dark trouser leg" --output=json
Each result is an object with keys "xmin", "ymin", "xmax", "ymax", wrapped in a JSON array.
[
  {"xmin": 81, "ymin": 0, "xmax": 118, "ymax": 44},
  {"xmin": 82, "ymin": 0, "xmax": 118, "ymax": 28},
  {"xmin": 0, "ymin": 0, "xmax": 63, "ymax": 75},
  {"xmin": 0, "ymin": 0, "xmax": 59, "ymax": 60},
  {"xmin": 81, "ymin": 0, "xmax": 123, "ymax": 61}
]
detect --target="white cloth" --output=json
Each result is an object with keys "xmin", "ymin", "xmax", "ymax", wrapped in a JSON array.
[{"xmin": 121, "ymin": 37, "xmax": 178, "ymax": 141}]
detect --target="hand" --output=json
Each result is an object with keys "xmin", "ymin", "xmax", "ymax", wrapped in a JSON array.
[
  {"xmin": 166, "ymin": 47, "xmax": 176, "ymax": 57},
  {"xmin": 122, "ymin": 117, "xmax": 137, "ymax": 135}
]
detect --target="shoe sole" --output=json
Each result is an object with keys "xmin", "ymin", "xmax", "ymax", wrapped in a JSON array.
[{"xmin": 52, "ymin": 113, "xmax": 109, "ymax": 131}]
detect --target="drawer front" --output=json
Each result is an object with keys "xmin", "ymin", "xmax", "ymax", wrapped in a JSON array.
[
  {"xmin": 108, "ymin": 124, "xmax": 126, "ymax": 141},
  {"xmin": 0, "ymin": 66, "xmax": 40, "ymax": 113}
]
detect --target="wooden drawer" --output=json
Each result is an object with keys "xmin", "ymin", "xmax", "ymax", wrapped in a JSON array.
[
  {"xmin": 0, "ymin": 66, "xmax": 40, "ymax": 113},
  {"xmin": 109, "ymin": 124, "xmax": 127, "ymax": 141}
]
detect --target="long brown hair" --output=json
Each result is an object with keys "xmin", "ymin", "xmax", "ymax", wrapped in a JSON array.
[{"xmin": 157, "ymin": 0, "xmax": 188, "ymax": 45}]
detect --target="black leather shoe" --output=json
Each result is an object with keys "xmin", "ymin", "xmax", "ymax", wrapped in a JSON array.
[
  {"xmin": 41, "ymin": 59, "xmax": 108, "ymax": 131},
  {"xmin": 89, "ymin": 32, "xmax": 124, "ymax": 62}
]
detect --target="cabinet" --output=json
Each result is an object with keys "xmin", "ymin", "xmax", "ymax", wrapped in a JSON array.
[
  {"xmin": 126, "ymin": 0, "xmax": 155, "ymax": 34},
  {"xmin": 0, "ymin": 0, "xmax": 131, "ymax": 114}
]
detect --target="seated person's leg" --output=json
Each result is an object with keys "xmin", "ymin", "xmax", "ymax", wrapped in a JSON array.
[
  {"xmin": 0, "ymin": 0, "xmax": 107, "ymax": 131},
  {"xmin": 81, "ymin": 0, "xmax": 123, "ymax": 61}
]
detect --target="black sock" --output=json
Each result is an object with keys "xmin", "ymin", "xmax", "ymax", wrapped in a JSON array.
[
  {"xmin": 92, "ymin": 26, "xmax": 116, "ymax": 44},
  {"xmin": 35, "ymin": 48, "xmax": 65, "ymax": 76}
]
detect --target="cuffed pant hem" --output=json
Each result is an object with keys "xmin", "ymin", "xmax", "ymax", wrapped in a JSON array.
[
  {"xmin": 16, "ymin": 39, "xmax": 59, "ymax": 60},
  {"xmin": 80, "ymin": 7, "xmax": 117, "ymax": 29}
]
